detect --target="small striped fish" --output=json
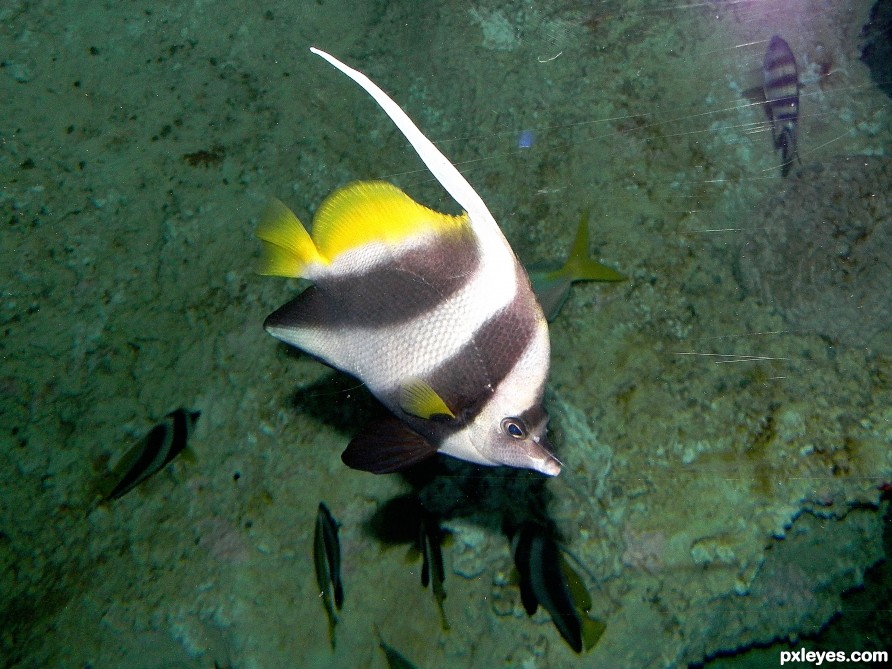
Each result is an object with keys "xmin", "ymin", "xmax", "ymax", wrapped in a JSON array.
[
  {"xmin": 762, "ymin": 35, "xmax": 800, "ymax": 176},
  {"xmin": 257, "ymin": 49, "xmax": 561, "ymax": 477},
  {"xmin": 419, "ymin": 511, "xmax": 449, "ymax": 631},
  {"xmin": 314, "ymin": 502, "xmax": 343, "ymax": 648},
  {"xmin": 100, "ymin": 408, "xmax": 200, "ymax": 501},
  {"xmin": 512, "ymin": 523, "xmax": 606, "ymax": 653}
]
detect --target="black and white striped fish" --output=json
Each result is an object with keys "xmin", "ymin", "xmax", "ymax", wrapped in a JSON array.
[
  {"xmin": 419, "ymin": 511, "xmax": 449, "ymax": 631},
  {"xmin": 511, "ymin": 523, "xmax": 605, "ymax": 653},
  {"xmin": 763, "ymin": 35, "xmax": 800, "ymax": 176},
  {"xmin": 100, "ymin": 408, "xmax": 200, "ymax": 501},
  {"xmin": 257, "ymin": 48, "xmax": 561, "ymax": 477},
  {"xmin": 314, "ymin": 502, "xmax": 343, "ymax": 648}
]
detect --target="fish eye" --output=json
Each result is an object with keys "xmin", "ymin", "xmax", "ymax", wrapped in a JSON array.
[{"xmin": 501, "ymin": 417, "xmax": 528, "ymax": 439}]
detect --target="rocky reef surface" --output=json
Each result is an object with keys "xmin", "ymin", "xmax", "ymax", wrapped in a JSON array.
[
  {"xmin": 2, "ymin": 0, "xmax": 890, "ymax": 667},
  {"xmin": 738, "ymin": 155, "xmax": 891, "ymax": 351}
]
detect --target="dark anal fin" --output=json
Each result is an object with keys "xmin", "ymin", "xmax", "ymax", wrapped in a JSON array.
[{"xmin": 342, "ymin": 418, "xmax": 438, "ymax": 474}]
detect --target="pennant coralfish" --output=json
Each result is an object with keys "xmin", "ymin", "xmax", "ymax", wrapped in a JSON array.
[
  {"xmin": 314, "ymin": 502, "xmax": 343, "ymax": 648},
  {"xmin": 98, "ymin": 408, "xmax": 200, "ymax": 502},
  {"xmin": 763, "ymin": 35, "xmax": 800, "ymax": 176},
  {"xmin": 257, "ymin": 48, "xmax": 561, "ymax": 477}
]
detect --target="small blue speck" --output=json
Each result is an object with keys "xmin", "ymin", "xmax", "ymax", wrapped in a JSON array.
[{"xmin": 518, "ymin": 130, "xmax": 535, "ymax": 149}]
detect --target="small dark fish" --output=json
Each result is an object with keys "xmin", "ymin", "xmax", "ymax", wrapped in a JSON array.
[
  {"xmin": 763, "ymin": 35, "xmax": 800, "ymax": 176},
  {"xmin": 528, "ymin": 212, "xmax": 625, "ymax": 322},
  {"xmin": 99, "ymin": 408, "xmax": 200, "ymax": 501},
  {"xmin": 374, "ymin": 625, "xmax": 421, "ymax": 669},
  {"xmin": 511, "ymin": 523, "xmax": 605, "ymax": 653},
  {"xmin": 418, "ymin": 512, "xmax": 449, "ymax": 631},
  {"xmin": 314, "ymin": 502, "xmax": 343, "ymax": 648}
]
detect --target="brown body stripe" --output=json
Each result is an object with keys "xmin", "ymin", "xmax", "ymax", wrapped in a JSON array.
[
  {"xmin": 106, "ymin": 409, "xmax": 195, "ymax": 500},
  {"xmin": 768, "ymin": 95, "xmax": 798, "ymax": 110},
  {"xmin": 763, "ymin": 36, "xmax": 799, "ymax": 114},
  {"xmin": 765, "ymin": 73, "xmax": 798, "ymax": 91},
  {"xmin": 763, "ymin": 35, "xmax": 799, "ymax": 175},
  {"xmin": 764, "ymin": 52, "xmax": 795, "ymax": 71},
  {"xmin": 265, "ymin": 230, "xmax": 480, "ymax": 331},
  {"xmin": 385, "ymin": 263, "xmax": 543, "ymax": 442}
]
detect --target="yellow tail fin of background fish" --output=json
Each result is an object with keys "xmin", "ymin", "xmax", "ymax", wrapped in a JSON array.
[
  {"xmin": 529, "ymin": 211, "xmax": 625, "ymax": 321},
  {"xmin": 545, "ymin": 211, "xmax": 625, "ymax": 284}
]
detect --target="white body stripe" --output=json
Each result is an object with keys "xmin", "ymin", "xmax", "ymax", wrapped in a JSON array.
[
  {"xmin": 279, "ymin": 238, "xmax": 519, "ymax": 393},
  {"xmin": 303, "ymin": 230, "xmax": 439, "ymax": 281},
  {"xmin": 439, "ymin": 321, "xmax": 550, "ymax": 466}
]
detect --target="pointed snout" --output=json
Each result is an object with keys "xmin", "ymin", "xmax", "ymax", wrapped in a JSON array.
[{"xmin": 530, "ymin": 436, "xmax": 562, "ymax": 476}]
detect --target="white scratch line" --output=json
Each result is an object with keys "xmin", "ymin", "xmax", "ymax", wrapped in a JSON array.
[
  {"xmin": 714, "ymin": 356, "xmax": 789, "ymax": 364},
  {"xmin": 537, "ymin": 51, "xmax": 563, "ymax": 63},
  {"xmin": 691, "ymin": 329, "xmax": 805, "ymax": 340},
  {"xmin": 673, "ymin": 352, "xmax": 790, "ymax": 363}
]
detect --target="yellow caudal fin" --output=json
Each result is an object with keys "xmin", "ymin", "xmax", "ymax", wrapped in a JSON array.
[
  {"xmin": 558, "ymin": 211, "xmax": 625, "ymax": 283},
  {"xmin": 256, "ymin": 198, "xmax": 324, "ymax": 277},
  {"xmin": 312, "ymin": 181, "xmax": 469, "ymax": 261},
  {"xmin": 530, "ymin": 211, "xmax": 625, "ymax": 321},
  {"xmin": 581, "ymin": 616, "xmax": 606, "ymax": 651}
]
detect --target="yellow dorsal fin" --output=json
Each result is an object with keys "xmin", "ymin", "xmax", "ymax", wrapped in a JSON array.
[
  {"xmin": 400, "ymin": 377, "xmax": 455, "ymax": 420},
  {"xmin": 256, "ymin": 198, "xmax": 324, "ymax": 277},
  {"xmin": 312, "ymin": 181, "xmax": 469, "ymax": 261}
]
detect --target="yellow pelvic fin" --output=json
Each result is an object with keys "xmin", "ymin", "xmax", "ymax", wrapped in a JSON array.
[
  {"xmin": 256, "ymin": 198, "xmax": 324, "ymax": 277},
  {"xmin": 400, "ymin": 378, "xmax": 455, "ymax": 420},
  {"xmin": 312, "ymin": 181, "xmax": 469, "ymax": 261},
  {"xmin": 551, "ymin": 211, "xmax": 625, "ymax": 283}
]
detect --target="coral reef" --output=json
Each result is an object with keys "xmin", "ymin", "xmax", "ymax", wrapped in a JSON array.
[
  {"xmin": 737, "ymin": 155, "xmax": 892, "ymax": 350},
  {"xmin": 2, "ymin": 0, "xmax": 890, "ymax": 667}
]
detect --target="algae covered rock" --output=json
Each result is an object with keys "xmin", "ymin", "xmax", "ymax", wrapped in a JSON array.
[{"xmin": 737, "ymin": 155, "xmax": 892, "ymax": 350}]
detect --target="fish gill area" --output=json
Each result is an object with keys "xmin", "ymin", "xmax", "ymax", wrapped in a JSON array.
[{"xmin": 1, "ymin": 1, "xmax": 891, "ymax": 668}]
